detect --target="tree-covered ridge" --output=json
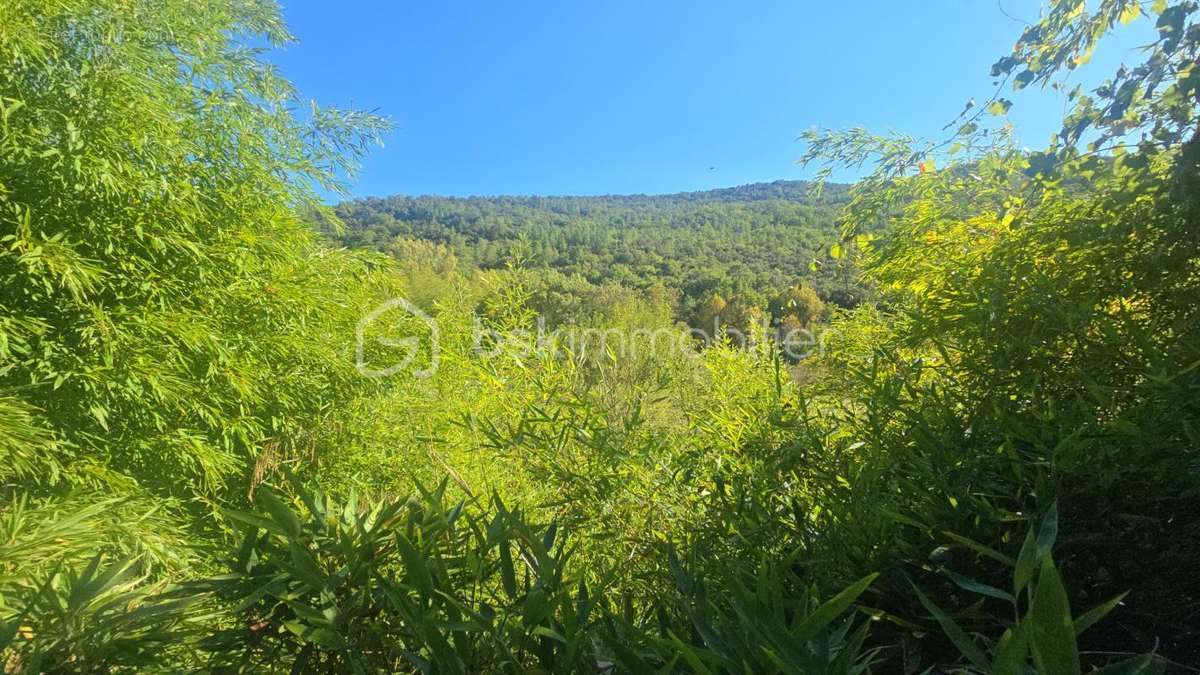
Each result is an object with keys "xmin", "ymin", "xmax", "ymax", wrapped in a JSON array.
[{"xmin": 331, "ymin": 180, "xmax": 863, "ymax": 325}]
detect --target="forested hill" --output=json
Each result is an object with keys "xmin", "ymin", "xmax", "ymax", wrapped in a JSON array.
[
  {"xmin": 346, "ymin": 178, "xmax": 848, "ymax": 209},
  {"xmin": 626, "ymin": 178, "xmax": 851, "ymax": 203},
  {"xmin": 330, "ymin": 180, "xmax": 861, "ymax": 320}
]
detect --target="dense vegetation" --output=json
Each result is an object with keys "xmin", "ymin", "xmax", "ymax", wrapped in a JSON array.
[
  {"xmin": 1, "ymin": 0, "xmax": 1197, "ymax": 672},
  {"xmin": 329, "ymin": 183, "xmax": 863, "ymax": 333}
]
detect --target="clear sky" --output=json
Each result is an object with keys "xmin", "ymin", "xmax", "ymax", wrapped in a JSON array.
[{"xmin": 271, "ymin": 0, "xmax": 1155, "ymax": 198}]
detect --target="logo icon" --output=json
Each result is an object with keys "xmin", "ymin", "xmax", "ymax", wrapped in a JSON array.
[{"xmin": 355, "ymin": 297, "xmax": 439, "ymax": 378}]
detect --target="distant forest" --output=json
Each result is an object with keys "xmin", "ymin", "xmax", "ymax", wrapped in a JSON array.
[{"xmin": 330, "ymin": 180, "xmax": 863, "ymax": 330}]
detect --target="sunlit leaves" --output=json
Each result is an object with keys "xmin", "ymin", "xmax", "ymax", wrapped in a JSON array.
[
  {"xmin": 0, "ymin": 5, "xmax": 405, "ymax": 667},
  {"xmin": 987, "ymin": 98, "xmax": 1013, "ymax": 116},
  {"xmin": 0, "ymin": 0, "xmax": 400, "ymax": 510},
  {"xmin": 799, "ymin": 3, "xmax": 1200, "ymax": 670}
]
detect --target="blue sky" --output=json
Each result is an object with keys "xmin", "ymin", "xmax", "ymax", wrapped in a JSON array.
[{"xmin": 272, "ymin": 1, "xmax": 1155, "ymax": 198}]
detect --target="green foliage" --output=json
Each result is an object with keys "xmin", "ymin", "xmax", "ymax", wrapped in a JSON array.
[
  {"xmin": 647, "ymin": 558, "xmax": 878, "ymax": 675},
  {"xmin": 197, "ymin": 480, "xmax": 603, "ymax": 673},
  {"xmin": 0, "ymin": 556, "xmax": 201, "ymax": 673},
  {"xmin": 790, "ymin": 0, "xmax": 1200, "ymax": 665},
  {"xmin": 912, "ymin": 506, "xmax": 1161, "ymax": 675},
  {"xmin": 0, "ymin": 479, "xmax": 880, "ymax": 673},
  {"xmin": 329, "ymin": 182, "xmax": 866, "ymax": 326},
  {"xmin": 0, "ymin": 0, "xmax": 398, "ymax": 577},
  {"xmin": 1, "ymin": 0, "xmax": 1197, "ymax": 671}
]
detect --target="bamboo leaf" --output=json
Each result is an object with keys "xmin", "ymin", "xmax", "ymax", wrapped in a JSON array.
[
  {"xmin": 1030, "ymin": 556, "xmax": 1081, "ymax": 675},
  {"xmin": 1073, "ymin": 592, "xmax": 1127, "ymax": 636},
  {"xmin": 792, "ymin": 573, "xmax": 877, "ymax": 644},
  {"xmin": 911, "ymin": 581, "xmax": 990, "ymax": 671}
]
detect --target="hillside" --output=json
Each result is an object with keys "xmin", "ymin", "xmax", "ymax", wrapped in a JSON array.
[{"xmin": 332, "ymin": 180, "xmax": 862, "ymax": 324}]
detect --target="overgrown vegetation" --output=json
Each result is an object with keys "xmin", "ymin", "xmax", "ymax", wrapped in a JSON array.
[{"xmin": 1, "ymin": 0, "xmax": 1197, "ymax": 672}]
